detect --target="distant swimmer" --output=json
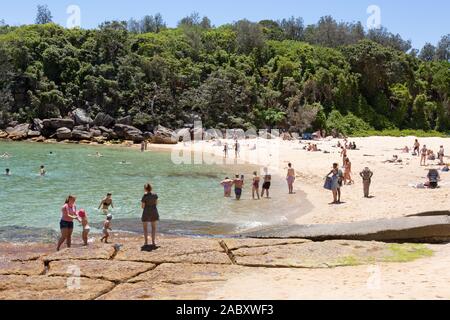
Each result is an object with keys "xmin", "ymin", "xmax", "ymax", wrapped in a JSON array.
[
  {"xmin": 261, "ymin": 167, "xmax": 272, "ymax": 199},
  {"xmin": 98, "ymin": 193, "xmax": 114, "ymax": 214},
  {"xmin": 286, "ymin": 163, "xmax": 296, "ymax": 194},
  {"xmin": 4, "ymin": 168, "xmax": 11, "ymax": 176},
  {"xmin": 220, "ymin": 177, "xmax": 233, "ymax": 198},
  {"xmin": 89, "ymin": 152, "xmax": 103, "ymax": 157},
  {"xmin": 40, "ymin": 165, "xmax": 46, "ymax": 176},
  {"xmin": 119, "ymin": 160, "xmax": 131, "ymax": 165}
]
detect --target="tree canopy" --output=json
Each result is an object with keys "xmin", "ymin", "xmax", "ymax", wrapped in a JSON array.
[{"xmin": 0, "ymin": 13, "xmax": 448, "ymax": 135}]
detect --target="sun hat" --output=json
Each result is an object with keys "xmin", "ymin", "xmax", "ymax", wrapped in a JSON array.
[{"xmin": 78, "ymin": 209, "xmax": 86, "ymax": 218}]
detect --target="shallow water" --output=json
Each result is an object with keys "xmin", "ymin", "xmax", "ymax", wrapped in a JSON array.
[{"xmin": 0, "ymin": 141, "xmax": 308, "ymax": 240}]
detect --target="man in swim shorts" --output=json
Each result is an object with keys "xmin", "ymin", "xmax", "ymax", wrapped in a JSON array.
[
  {"xmin": 261, "ymin": 167, "xmax": 272, "ymax": 198},
  {"xmin": 233, "ymin": 175, "xmax": 244, "ymax": 200}
]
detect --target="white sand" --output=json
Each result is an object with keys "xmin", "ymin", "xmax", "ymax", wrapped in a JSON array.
[
  {"xmin": 149, "ymin": 136, "xmax": 450, "ymax": 225},
  {"xmin": 207, "ymin": 243, "xmax": 450, "ymax": 300},
  {"xmin": 146, "ymin": 136, "xmax": 450, "ymax": 300}
]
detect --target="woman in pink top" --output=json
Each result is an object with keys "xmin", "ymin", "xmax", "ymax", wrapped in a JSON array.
[{"xmin": 57, "ymin": 195, "xmax": 77, "ymax": 251}]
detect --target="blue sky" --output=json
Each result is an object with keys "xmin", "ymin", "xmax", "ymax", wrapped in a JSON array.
[{"xmin": 1, "ymin": 0, "xmax": 449, "ymax": 49}]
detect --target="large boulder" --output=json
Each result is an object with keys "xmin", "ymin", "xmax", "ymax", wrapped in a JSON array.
[
  {"xmin": 73, "ymin": 108, "xmax": 93, "ymax": 126},
  {"xmin": 27, "ymin": 130, "xmax": 41, "ymax": 138},
  {"xmin": 155, "ymin": 125, "xmax": 175, "ymax": 138},
  {"xmin": 99, "ymin": 126, "xmax": 114, "ymax": 135},
  {"xmin": 42, "ymin": 119, "xmax": 75, "ymax": 131},
  {"xmin": 93, "ymin": 113, "xmax": 115, "ymax": 128},
  {"xmin": 116, "ymin": 116, "xmax": 132, "ymax": 126},
  {"xmin": 56, "ymin": 127, "xmax": 72, "ymax": 140},
  {"xmin": 151, "ymin": 125, "xmax": 177, "ymax": 144},
  {"xmin": 174, "ymin": 128, "xmax": 191, "ymax": 142},
  {"xmin": 113, "ymin": 124, "xmax": 144, "ymax": 142},
  {"xmin": 90, "ymin": 129, "xmax": 102, "ymax": 137},
  {"xmin": 32, "ymin": 119, "xmax": 43, "ymax": 132},
  {"xmin": 6, "ymin": 124, "xmax": 30, "ymax": 140},
  {"xmin": 0, "ymin": 130, "xmax": 8, "ymax": 138},
  {"xmin": 71, "ymin": 129, "xmax": 93, "ymax": 141}
]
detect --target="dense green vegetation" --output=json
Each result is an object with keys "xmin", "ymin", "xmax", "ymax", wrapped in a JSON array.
[{"xmin": 0, "ymin": 11, "xmax": 449, "ymax": 136}]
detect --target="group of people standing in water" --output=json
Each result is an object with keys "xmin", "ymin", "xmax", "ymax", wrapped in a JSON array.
[
  {"xmin": 220, "ymin": 164, "xmax": 296, "ymax": 201},
  {"xmin": 57, "ymin": 183, "xmax": 160, "ymax": 252}
]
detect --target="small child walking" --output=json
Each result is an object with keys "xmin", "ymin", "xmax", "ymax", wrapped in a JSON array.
[
  {"xmin": 77, "ymin": 209, "xmax": 90, "ymax": 246},
  {"xmin": 101, "ymin": 214, "xmax": 113, "ymax": 243}
]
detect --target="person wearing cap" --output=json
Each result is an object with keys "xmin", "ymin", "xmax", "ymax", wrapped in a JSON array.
[
  {"xmin": 360, "ymin": 167, "xmax": 374, "ymax": 198},
  {"xmin": 77, "ymin": 209, "xmax": 90, "ymax": 246}
]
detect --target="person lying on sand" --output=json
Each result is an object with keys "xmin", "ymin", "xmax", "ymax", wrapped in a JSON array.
[
  {"xmin": 382, "ymin": 155, "xmax": 402, "ymax": 164},
  {"xmin": 395, "ymin": 146, "xmax": 410, "ymax": 153}
]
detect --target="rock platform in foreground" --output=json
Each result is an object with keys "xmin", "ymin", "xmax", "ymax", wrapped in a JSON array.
[{"xmin": 0, "ymin": 236, "xmax": 435, "ymax": 300}]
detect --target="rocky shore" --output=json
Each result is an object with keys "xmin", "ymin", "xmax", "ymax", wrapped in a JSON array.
[
  {"xmin": 1, "ymin": 235, "xmax": 446, "ymax": 300},
  {"xmin": 0, "ymin": 109, "xmax": 179, "ymax": 145}
]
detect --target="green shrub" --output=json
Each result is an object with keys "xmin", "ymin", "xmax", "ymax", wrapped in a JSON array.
[{"xmin": 326, "ymin": 110, "xmax": 372, "ymax": 136}]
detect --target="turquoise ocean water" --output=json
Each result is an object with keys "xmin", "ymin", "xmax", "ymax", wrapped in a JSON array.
[{"xmin": 0, "ymin": 141, "xmax": 306, "ymax": 240}]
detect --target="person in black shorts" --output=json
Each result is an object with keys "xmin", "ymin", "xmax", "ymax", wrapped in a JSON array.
[{"xmin": 261, "ymin": 167, "xmax": 272, "ymax": 199}]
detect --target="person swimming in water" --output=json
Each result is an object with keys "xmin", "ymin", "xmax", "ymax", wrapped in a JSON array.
[
  {"xmin": 220, "ymin": 177, "xmax": 233, "ymax": 197},
  {"xmin": 40, "ymin": 165, "xmax": 46, "ymax": 176},
  {"xmin": 4, "ymin": 168, "xmax": 11, "ymax": 176},
  {"xmin": 98, "ymin": 193, "xmax": 114, "ymax": 214}
]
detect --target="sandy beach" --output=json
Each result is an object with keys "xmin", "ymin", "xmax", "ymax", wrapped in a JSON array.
[{"xmin": 146, "ymin": 136, "xmax": 450, "ymax": 225}]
